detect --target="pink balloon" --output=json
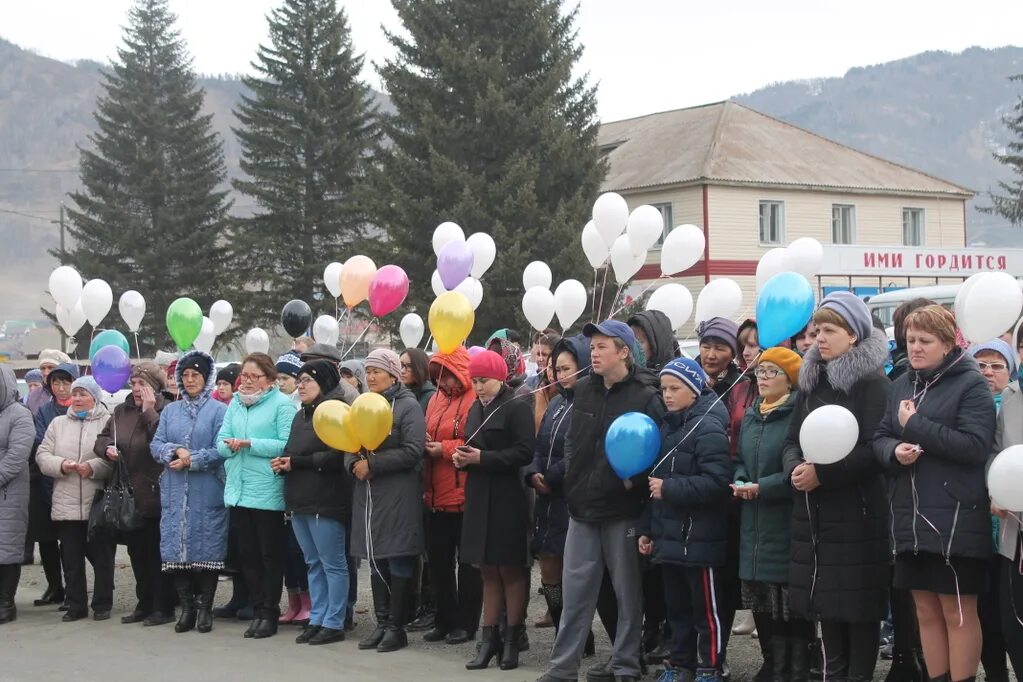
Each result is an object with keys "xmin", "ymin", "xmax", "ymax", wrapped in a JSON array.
[
  {"xmin": 368, "ymin": 265, "xmax": 410, "ymax": 317},
  {"xmin": 468, "ymin": 345, "xmax": 486, "ymax": 358}
]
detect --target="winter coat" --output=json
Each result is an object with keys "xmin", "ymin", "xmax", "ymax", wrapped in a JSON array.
[
  {"xmin": 151, "ymin": 351, "xmax": 229, "ymax": 565},
  {"xmin": 217, "ymin": 386, "xmax": 294, "ymax": 511},
  {"xmin": 874, "ymin": 348, "xmax": 996, "ymax": 561},
  {"xmin": 28, "ymin": 363, "xmax": 80, "ymax": 542},
  {"xmin": 0, "ymin": 366, "xmax": 35, "ymax": 564},
  {"xmin": 33, "ymin": 362, "xmax": 81, "ymax": 447},
  {"xmin": 282, "ymin": 396, "xmax": 352, "ymax": 524},
  {"xmin": 36, "ymin": 402, "xmax": 112, "ymax": 522},
  {"xmin": 628, "ymin": 309, "xmax": 679, "ymax": 369},
  {"xmin": 26, "ymin": 386, "xmax": 50, "ymax": 416},
  {"xmin": 736, "ymin": 393, "xmax": 799, "ymax": 584},
  {"xmin": 424, "ymin": 349, "xmax": 474, "ymax": 513},
  {"xmin": 461, "ymin": 384, "xmax": 536, "ymax": 566},
  {"xmin": 564, "ymin": 366, "xmax": 665, "ymax": 523},
  {"xmin": 345, "ymin": 384, "xmax": 425, "ymax": 559},
  {"xmin": 639, "ymin": 391, "xmax": 733, "ymax": 567},
  {"xmin": 782, "ymin": 328, "xmax": 892, "ymax": 622},
  {"xmin": 995, "ymin": 382, "xmax": 1023, "ymax": 561},
  {"xmin": 703, "ymin": 362, "xmax": 756, "ymax": 458},
  {"xmin": 93, "ymin": 392, "xmax": 166, "ymax": 518},
  {"xmin": 410, "ymin": 382, "xmax": 437, "ymax": 415}
]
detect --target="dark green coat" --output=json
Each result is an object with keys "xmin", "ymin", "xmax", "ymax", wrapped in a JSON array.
[{"xmin": 736, "ymin": 393, "xmax": 798, "ymax": 584}]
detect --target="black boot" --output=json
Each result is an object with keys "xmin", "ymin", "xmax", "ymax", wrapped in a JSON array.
[
  {"xmin": 252, "ymin": 608, "xmax": 278, "ymax": 639},
  {"xmin": 213, "ymin": 575, "xmax": 248, "ymax": 619},
  {"xmin": 769, "ymin": 635, "xmax": 789, "ymax": 682},
  {"xmin": 927, "ymin": 675, "xmax": 950, "ymax": 682},
  {"xmin": 195, "ymin": 572, "xmax": 217, "ymax": 634},
  {"xmin": 501, "ymin": 624, "xmax": 524, "ymax": 670},
  {"xmin": 789, "ymin": 635, "xmax": 810, "ymax": 682},
  {"xmin": 173, "ymin": 573, "xmax": 197, "ymax": 634},
  {"xmin": 378, "ymin": 576, "xmax": 410, "ymax": 653},
  {"xmin": 884, "ymin": 649, "xmax": 924, "ymax": 682},
  {"xmin": 466, "ymin": 625, "xmax": 503, "ymax": 670},
  {"xmin": 358, "ymin": 573, "xmax": 390, "ymax": 650},
  {"xmin": 0, "ymin": 564, "xmax": 20, "ymax": 624}
]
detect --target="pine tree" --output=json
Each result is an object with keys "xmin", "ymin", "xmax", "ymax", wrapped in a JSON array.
[
  {"xmin": 984, "ymin": 74, "xmax": 1023, "ymax": 225},
  {"xmin": 61, "ymin": 0, "xmax": 230, "ymax": 354},
  {"xmin": 373, "ymin": 0, "xmax": 605, "ymax": 340},
  {"xmin": 231, "ymin": 0, "xmax": 379, "ymax": 330}
]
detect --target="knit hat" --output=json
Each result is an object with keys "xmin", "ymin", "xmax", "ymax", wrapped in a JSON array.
[
  {"xmin": 695, "ymin": 317, "xmax": 739, "ymax": 356},
  {"xmin": 968, "ymin": 339, "xmax": 1018, "ymax": 378},
  {"xmin": 38, "ymin": 349, "xmax": 71, "ymax": 368},
  {"xmin": 216, "ymin": 363, "xmax": 240, "ymax": 386},
  {"xmin": 154, "ymin": 350, "xmax": 178, "ymax": 368},
  {"xmin": 70, "ymin": 376, "xmax": 103, "ymax": 404},
  {"xmin": 758, "ymin": 347, "xmax": 803, "ymax": 386},
  {"xmin": 177, "ymin": 353, "xmax": 211, "ymax": 380},
  {"xmin": 130, "ymin": 360, "xmax": 167, "ymax": 392},
  {"xmin": 365, "ymin": 348, "xmax": 402, "ymax": 380},
  {"xmin": 24, "ymin": 369, "xmax": 43, "ymax": 385},
  {"xmin": 299, "ymin": 360, "xmax": 341, "ymax": 397},
  {"xmin": 819, "ymin": 291, "xmax": 872, "ymax": 344},
  {"xmin": 275, "ymin": 351, "xmax": 302, "ymax": 378},
  {"xmin": 487, "ymin": 337, "xmax": 526, "ymax": 381},
  {"xmin": 469, "ymin": 350, "xmax": 508, "ymax": 382},
  {"xmin": 660, "ymin": 357, "xmax": 707, "ymax": 396}
]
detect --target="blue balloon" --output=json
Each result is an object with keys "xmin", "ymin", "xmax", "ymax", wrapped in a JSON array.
[
  {"xmin": 756, "ymin": 271, "xmax": 815, "ymax": 348},
  {"xmin": 89, "ymin": 329, "xmax": 130, "ymax": 361},
  {"xmin": 605, "ymin": 412, "xmax": 661, "ymax": 480}
]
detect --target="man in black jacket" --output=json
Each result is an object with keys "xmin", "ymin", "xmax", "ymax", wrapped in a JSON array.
[{"xmin": 538, "ymin": 321, "xmax": 665, "ymax": 682}]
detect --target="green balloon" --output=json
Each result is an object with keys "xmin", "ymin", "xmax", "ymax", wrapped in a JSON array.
[
  {"xmin": 89, "ymin": 329, "xmax": 131, "ymax": 361},
  {"xmin": 166, "ymin": 298, "xmax": 203, "ymax": 351}
]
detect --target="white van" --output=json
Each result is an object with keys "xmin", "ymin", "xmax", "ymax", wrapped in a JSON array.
[{"xmin": 865, "ymin": 285, "xmax": 960, "ymax": 327}]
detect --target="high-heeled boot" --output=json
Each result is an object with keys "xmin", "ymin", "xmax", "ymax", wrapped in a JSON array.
[
  {"xmin": 466, "ymin": 625, "xmax": 503, "ymax": 670},
  {"xmin": 173, "ymin": 573, "xmax": 196, "ymax": 633},
  {"xmin": 378, "ymin": 576, "xmax": 410, "ymax": 653},
  {"xmin": 195, "ymin": 571, "xmax": 217, "ymax": 634},
  {"xmin": 501, "ymin": 624, "xmax": 524, "ymax": 670},
  {"xmin": 358, "ymin": 573, "xmax": 391, "ymax": 650}
]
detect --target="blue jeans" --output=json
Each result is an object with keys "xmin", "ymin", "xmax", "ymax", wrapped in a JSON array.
[{"xmin": 291, "ymin": 514, "xmax": 349, "ymax": 630}]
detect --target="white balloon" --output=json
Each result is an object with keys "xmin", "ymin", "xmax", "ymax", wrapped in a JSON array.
[
  {"xmin": 958, "ymin": 272, "xmax": 1023, "ymax": 343},
  {"xmin": 554, "ymin": 279, "xmax": 587, "ymax": 330},
  {"xmin": 118, "ymin": 290, "xmax": 146, "ymax": 332},
  {"xmin": 64, "ymin": 299, "xmax": 87, "ymax": 336},
  {"xmin": 661, "ymin": 224, "xmax": 706, "ymax": 276},
  {"xmin": 312, "ymin": 314, "xmax": 340, "ymax": 345},
  {"xmin": 81, "ymin": 279, "xmax": 113, "ymax": 327},
  {"xmin": 466, "ymin": 233, "xmax": 496, "ymax": 279},
  {"xmin": 988, "ymin": 445, "xmax": 1023, "ymax": 511},
  {"xmin": 610, "ymin": 234, "xmax": 647, "ymax": 285},
  {"xmin": 323, "ymin": 262, "xmax": 343, "ymax": 299},
  {"xmin": 210, "ymin": 300, "xmax": 233, "ymax": 336},
  {"xmin": 56, "ymin": 304, "xmax": 70, "ymax": 333},
  {"xmin": 432, "ymin": 221, "xmax": 465, "ymax": 257},
  {"xmin": 694, "ymin": 279, "xmax": 743, "ymax": 324},
  {"xmin": 592, "ymin": 192, "xmax": 629, "ymax": 249},
  {"xmin": 193, "ymin": 316, "xmax": 216, "ymax": 353},
  {"xmin": 783, "ymin": 238, "xmax": 824, "ymax": 279},
  {"xmin": 455, "ymin": 277, "xmax": 484, "ymax": 310},
  {"xmin": 48, "ymin": 266, "xmax": 83, "ymax": 310},
  {"xmin": 626, "ymin": 205, "xmax": 664, "ymax": 255},
  {"xmin": 522, "ymin": 261, "xmax": 553, "ymax": 291},
  {"xmin": 954, "ymin": 272, "xmax": 983, "ymax": 324},
  {"xmin": 756, "ymin": 248, "xmax": 787, "ymax": 293},
  {"xmin": 647, "ymin": 284, "xmax": 694, "ymax": 330},
  {"xmin": 581, "ymin": 220, "xmax": 609, "ymax": 269},
  {"xmin": 400, "ymin": 313, "xmax": 425, "ymax": 350},
  {"xmin": 522, "ymin": 287, "xmax": 556, "ymax": 331},
  {"xmin": 431, "ymin": 270, "xmax": 446, "ymax": 297},
  {"xmin": 245, "ymin": 328, "xmax": 270, "ymax": 354},
  {"xmin": 799, "ymin": 404, "xmax": 859, "ymax": 465}
]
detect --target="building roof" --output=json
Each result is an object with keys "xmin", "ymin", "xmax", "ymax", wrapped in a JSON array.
[{"xmin": 598, "ymin": 101, "xmax": 973, "ymax": 198}]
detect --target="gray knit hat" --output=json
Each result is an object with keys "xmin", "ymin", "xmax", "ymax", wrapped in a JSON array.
[
  {"xmin": 364, "ymin": 349, "xmax": 402, "ymax": 380},
  {"xmin": 819, "ymin": 291, "xmax": 872, "ymax": 343},
  {"xmin": 70, "ymin": 376, "xmax": 103, "ymax": 404}
]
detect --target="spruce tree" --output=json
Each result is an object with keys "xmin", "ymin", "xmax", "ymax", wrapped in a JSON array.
[
  {"xmin": 231, "ymin": 0, "xmax": 379, "ymax": 330},
  {"xmin": 374, "ymin": 0, "xmax": 605, "ymax": 340},
  {"xmin": 984, "ymin": 74, "xmax": 1023, "ymax": 225},
  {"xmin": 61, "ymin": 0, "xmax": 230, "ymax": 354}
]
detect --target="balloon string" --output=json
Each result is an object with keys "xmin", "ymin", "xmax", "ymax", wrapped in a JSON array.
[
  {"xmin": 86, "ymin": 328, "xmax": 96, "ymax": 375},
  {"xmin": 591, "ymin": 268, "xmax": 599, "ymax": 323},
  {"xmin": 608, "ymin": 275, "xmax": 667, "ymax": 320},
  {"xmin": 133, "ymin": 332, "xmax": 141, "ymax": 361},
  {"xmin": 341, "ymin": 317, "xmax": 378, "ymax": 359},
  {"xmin": 596, "ymin": 266, "xmax": 610, "ymax": 320},
  {"xmin": 422, "ymin": 334, "xmax": 433, "ymax": 351},
  {"xmin": 605, "ymin": 283, "xmax": 624, "ymax": 321}
]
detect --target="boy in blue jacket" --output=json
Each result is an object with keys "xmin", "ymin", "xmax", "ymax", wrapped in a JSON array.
[{"xmin": 639, "ymin": 358, "xmax": 733, "ymax": 682}]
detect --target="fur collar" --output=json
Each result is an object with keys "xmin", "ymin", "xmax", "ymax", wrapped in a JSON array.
[{"xmin": 799, "ymin": 328, "xmax": 889, "ymax": 395}]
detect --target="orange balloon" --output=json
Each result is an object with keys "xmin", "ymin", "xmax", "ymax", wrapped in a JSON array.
[{"xmin": 340, "ymin": 255, "xmax": 377, "ymax": 308}]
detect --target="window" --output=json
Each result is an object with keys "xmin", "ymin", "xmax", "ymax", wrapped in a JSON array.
[
  {"xmin": 759, "ymin": 201, "xmax": 784, "ymax": 244},
  {"xmin": 831, "ymin": 204, "xmax": 856, "ymax": 244},
  {"xmin": 903, "ymin": 208, "xmax": 924, "ymax": 246},
  {"xmin": 650, "ymin": 202, "xmax": 673, "ymax": 247}
]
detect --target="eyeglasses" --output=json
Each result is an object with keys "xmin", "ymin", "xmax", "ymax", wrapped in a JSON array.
[
  {"xmin": 400, "ymin": 362, "xmax": 413, "ymax": 370},
  {"xmin": 297, "ymin": 377, "xmax": 316, "ymax": 386},
  {"xmin": 978, "ymin": 362, "xmax": 1008, "ymax": 372},
  {"xmin": 239, "ymin": 372, "xmax": 265, "ymax": 382},
  {"xmin": 754, "ymin": 367, "xmax": 783, "ymax": 379}
]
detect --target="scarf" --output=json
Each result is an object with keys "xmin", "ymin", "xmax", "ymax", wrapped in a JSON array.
[
  {"xmin": 56, "ymin": 396, "xmax": 72, "ymax": 408},
  {"xmin": 759, "ymin": 393, "xmax": 790, "ymax": 415},
  {"xmin": 238, "ymin": 389, "xmax": 267, "ymax": 407}
]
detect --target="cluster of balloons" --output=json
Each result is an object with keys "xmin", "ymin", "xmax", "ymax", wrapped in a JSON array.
[
  {"xmin": 49, "ymin": 266, "xmax": 142, "ymax": 338},
  {"xmin": 429, "ymin": 223, "xmax": 494, "ymax": 311},
  {"xmin": 520, "ymin": 260, "xmax": 588, "ymax": 332},
  {"xmin": 312, "ymin": 393, "xmax": 394, "ymax": 453}
]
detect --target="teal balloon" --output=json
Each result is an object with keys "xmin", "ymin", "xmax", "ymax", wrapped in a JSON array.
[
  {"xmin": 89, "ymin": 329, "xmax": 130, "ymax": 361},
  {"xmin": 605, "ymin": 412, "xmax": 661, "ymax": 480},
  {"xmin": 756, "ymin": 271, "xmax": 815, "ymax": 348}
]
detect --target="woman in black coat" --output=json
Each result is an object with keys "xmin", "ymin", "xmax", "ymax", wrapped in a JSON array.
[
  {"xmin": 455, "ymin": 350, "xmax": 535, "ymax": 672},
  {"xmin": 782, "ymin": 292, "xmax": 892, "ymax": 682},
  {"xmin": 874, "ymin": 305, "xmax": 996, "ymax": 682}
]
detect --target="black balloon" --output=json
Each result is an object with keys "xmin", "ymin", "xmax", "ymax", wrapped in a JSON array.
[{"xmin": 281, "ymin": 299, "xmax": 312, "ymax": 338}]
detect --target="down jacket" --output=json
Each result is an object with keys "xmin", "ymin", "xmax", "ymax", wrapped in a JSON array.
[
  {"xmin": 36, "ymin": 401, "xmax": 112, "ymax": 522},
  {"xmin": 424, "ymin": 348, "xmax": 475, "ymax": 513},
  {"xmin": 282, "ymin": 394, "xmax": 352, "ymax": 524},
  {"xmin": 94, "ymin": 391, "xmax": 166, "ymax": 518},
  {"xmin": 627, "ymin": 310, "xmax": 679, "ymax": 369},
  {"xmin": 0, "ymin": 366, "xmax": 35, "ymax": 564}
]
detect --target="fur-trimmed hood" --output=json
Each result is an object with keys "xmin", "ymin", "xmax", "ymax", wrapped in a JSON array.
[{"xmin": 799, "ymin": 328, "xmax": 889, "ymax": 395}]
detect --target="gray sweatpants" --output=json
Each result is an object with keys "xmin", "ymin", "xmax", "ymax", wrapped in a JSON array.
[{"xmin": 546, "ymin": 516, "xmax": 643, "ymax": 679}]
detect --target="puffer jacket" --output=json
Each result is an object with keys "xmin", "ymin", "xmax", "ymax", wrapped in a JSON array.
[
  {"xmin": 93, "ymin": 391, "xmax": 166, "ymax": 518},
  {"xmin": 36, "ymin": 402, "xmax": 112, "ymax": 522},
  {"xmin": 0, "ymin": 366, "xmax": 35, "ymax": 564},
  {"xmin": 627, "ymin": 309, "xmax": 679, "ymax": 369},
  {"xmin": 282, "ymin": 395, "xmax": 352, "ymax": 523},
  {"xmin": 639, "ymin": 390, "xmax": 733, "ymax": 567},
  {"xmin": 217, "ymin": 385, "xmax": 294, "ymax": 511},
  {"xmin": 874, "ymin": 347, "xmax": 996, "ymax": 561},
  {"xmin": 424, "ymin": 348, "xmax": 474, "ymax": 512}
]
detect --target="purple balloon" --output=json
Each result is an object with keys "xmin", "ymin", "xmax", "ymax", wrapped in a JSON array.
[
  {"xmin": 468, "ymin": 345, "xmax": 486, "ymax": 358},
  {"xmin": 437, "ymin": 240, "xmax": 474, "ymax": 291},
  {"xmin": 93, "ymin": 345, "xmax": 132, "ymax": 393}
]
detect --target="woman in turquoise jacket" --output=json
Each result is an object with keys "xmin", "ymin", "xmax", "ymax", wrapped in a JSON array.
[{"xmin": 217, "ymin": 352, "xmax": 294, "ymax": 640}]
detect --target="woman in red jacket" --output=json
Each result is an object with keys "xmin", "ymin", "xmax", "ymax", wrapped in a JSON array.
[{"xmin": 422, "ymin": 347, "xmax": 482, "ymax": 645}]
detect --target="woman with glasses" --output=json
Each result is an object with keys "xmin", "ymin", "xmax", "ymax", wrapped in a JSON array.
[
  {"xmin": 401, "ymin": 348, "xmax": 436, "ymax": 414},
  {"xmin": 217, "ymin": 352, "xmax": 295, "ymax": 639}
]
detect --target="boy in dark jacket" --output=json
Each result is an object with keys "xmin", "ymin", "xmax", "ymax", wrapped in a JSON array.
[{"xmin": 639, "ymin": 358, "xmax": 733, "ymax": 682}]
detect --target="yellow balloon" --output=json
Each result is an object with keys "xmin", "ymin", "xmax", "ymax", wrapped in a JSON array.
[
  {"xmin": 429, "ymin": 291, "xmax": 474, "ymax": 354},
  {"xmin": 350, "ymin": 392, "xmax": 394, "ymax": 451},
  {"xmin": 340, "ymin": 255, "xmax": 377, "ymax": 308},
  {"xmin": 312, "ymin": 400, "xmax": 361, "ymax": 453}
]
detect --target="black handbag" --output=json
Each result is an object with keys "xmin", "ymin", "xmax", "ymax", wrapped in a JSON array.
[{"xmin": 100, "ymin": 453, "xmax": 144, "ymax": 533}]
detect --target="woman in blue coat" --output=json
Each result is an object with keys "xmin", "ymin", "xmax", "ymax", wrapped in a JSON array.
[{"xmin": 151, "ymin": 351, "xmax": 228, "ymax": 635}]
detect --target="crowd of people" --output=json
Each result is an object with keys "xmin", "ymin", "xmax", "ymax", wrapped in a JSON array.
[{"xmin": 0, "ymin": 292, "xmax": 1022, "ymax": 682}]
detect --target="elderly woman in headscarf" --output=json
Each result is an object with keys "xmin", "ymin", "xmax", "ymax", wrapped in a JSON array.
[{"xmin": 0, "ymin": 365, "xmax": 35, "ymax": 624}]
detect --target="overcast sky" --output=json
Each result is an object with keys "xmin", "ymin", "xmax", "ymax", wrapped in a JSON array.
[{"xmin": 3, "ymin": 0, "xmax": 1022, "ymax": 121}]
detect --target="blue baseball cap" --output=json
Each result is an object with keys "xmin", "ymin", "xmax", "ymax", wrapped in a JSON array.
[
  {"xmin": 583, "ymin": 320, "xmax": 639, "ymax": 361},
  {"xmin": 660, "ymin": 357, "xmax": 707, "ymax": 396}
]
